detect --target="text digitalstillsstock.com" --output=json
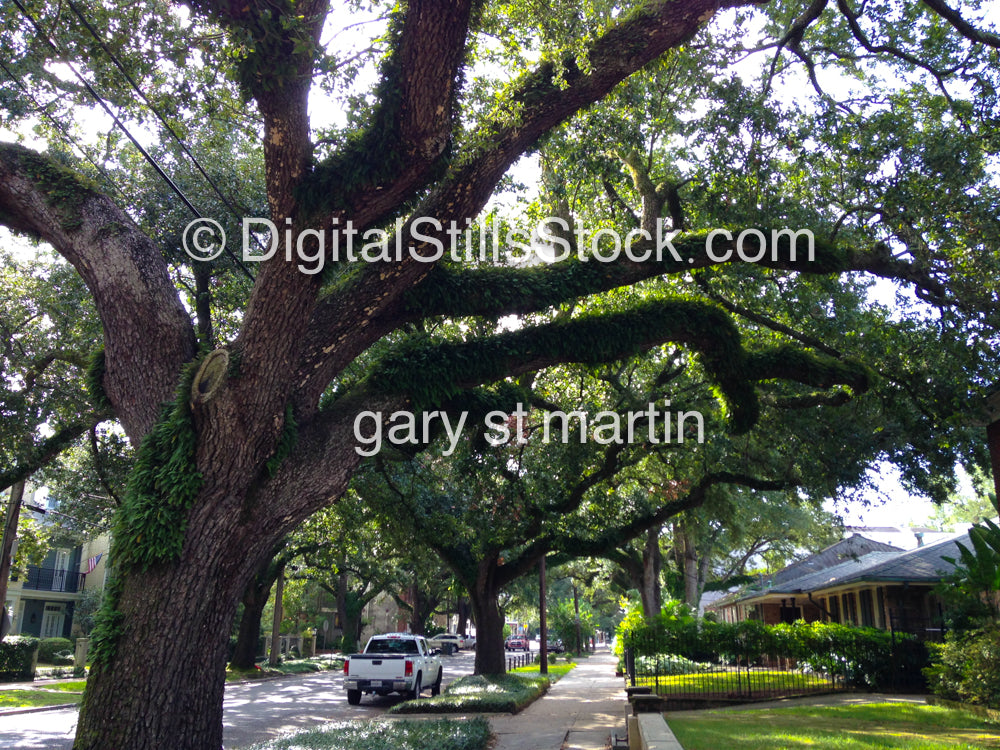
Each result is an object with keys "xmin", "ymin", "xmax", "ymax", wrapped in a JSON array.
[
  {"xmin": 182, "ymin": 215, "xmax": 817, "ymax": 273},
  {"xmin": 353, "ymin": 403, "xmax": 706, "ymax": 456}
]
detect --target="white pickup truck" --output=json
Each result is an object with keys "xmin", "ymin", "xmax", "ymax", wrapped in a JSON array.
[{"xmin": 343, "ymin": 632, "xmax": 443, "ymax": 705}]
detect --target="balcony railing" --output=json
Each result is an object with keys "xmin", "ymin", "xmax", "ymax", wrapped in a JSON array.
[{"xmin": 22, "ymin": 566, "xmax": 84, "ymax": 593}]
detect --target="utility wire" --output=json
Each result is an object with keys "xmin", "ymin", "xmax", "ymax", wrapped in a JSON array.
[
  {"xmin": 65, "ymin": 0, "xmax": 270, "ymax": 262},
  {"xmin": 0, "ymin": 57, "xmax": 134, "ymax": 208},
  {"xmin": 10, "ymin": 0, "xmax": 255, "ymax": 280}
]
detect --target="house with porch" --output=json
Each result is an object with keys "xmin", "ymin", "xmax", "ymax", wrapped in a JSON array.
[
  {"xmin": 5, "ymin": 532, "xmax": 109, "ymax": 639},
  {"xmin": 707, "ymin": 532, "xmax": 971, "ymax": 639}
]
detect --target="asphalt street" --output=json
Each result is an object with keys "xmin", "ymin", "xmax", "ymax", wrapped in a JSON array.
[{"xmin": 0, "ymin": 649, "xmax": 477, "ymax": 749}]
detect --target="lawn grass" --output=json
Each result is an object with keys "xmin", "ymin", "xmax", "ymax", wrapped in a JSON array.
[
  {"xmin": 0, "ymin": 688, "xmax": 84, "ymax": 709},
  {"xmin": 634, "ymin": 669, "xmax": 835, "ymax": 695},
  {"xmin": 667, "ymin": 702, "xmax": 1000, "ymax": 750},
  {"xmin": 31, "ymin": 680, "xmax": 87, "ymax": 692},
  {"xmin": 510, "ymin": 661, "xmax": 575, "ymax": 680},
  {"xmin": 243, "ymin": 717, "xmax": 490, "ymax": 750}
]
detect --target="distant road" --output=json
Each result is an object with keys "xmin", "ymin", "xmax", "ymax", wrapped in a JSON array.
[{"xmin": 0, "ymin": 649, "xmax": 476, "ymax": 749}]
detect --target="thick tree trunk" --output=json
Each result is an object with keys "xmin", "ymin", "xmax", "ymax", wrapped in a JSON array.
[
  {"xmin": 457, "ymin": 596, "xmax": 471, "ymax": 635},
  {"xmin": 408, "ymin": 581, "xmax": 427, "ymax": 635},
  {"xmin": 230, "ymin": 569, "xmax": 276, "ymax": 669},
  {"xmin": 0, "ymin": 480, "xmax": 26, "ymax": 639},
  {"xmin": 682, "ymin": 534, "xmax": 700, "ymax": 608},
  {"xmin": 640, "ymin": 525, "xmax": 663, "ymax": 617},
  {"xmin": 468, "ymin": 561, "xmax": 506, "ymax": 675},
  {"xmin": 74, "ymin": 517, "xmax": 265, "ymax": 750}
]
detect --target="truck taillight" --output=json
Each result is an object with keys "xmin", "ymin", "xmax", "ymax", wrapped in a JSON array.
[
  {"xmin": 404, "ymin": 659, "xmax": 413, "ymax": 676},
  {"xmin": 343, "ymin": 659, "xmax": 349, "ymax": 675}
]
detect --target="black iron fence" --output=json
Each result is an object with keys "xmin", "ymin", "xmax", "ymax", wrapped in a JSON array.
[
  {"xmin": 621, "ymin": 622, "xmax": 929, "ymax": 703},
  {"xmin": 506, "ymin": 652, "xmax": 535, "ymax": 671}
]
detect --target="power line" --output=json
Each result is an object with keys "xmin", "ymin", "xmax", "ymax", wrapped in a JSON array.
[
  {"xmin": 9, "ymin": 0, "xmax": 255, "ymax": 280},
  {"xmin": 0, "ymin": 58, "xmax": 134, "ymax": 208},
  {"xmin": 65, "ymin": 0, "xmax": 270, "ymax": 262}
]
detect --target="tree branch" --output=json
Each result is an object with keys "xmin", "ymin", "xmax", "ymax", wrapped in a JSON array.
[
  {"xmin": 0, "ymin": 143, "xmax": 196, "ymax": 441},
  {"xmin": 920, "ymin": 0, "xmax": 1000, "ymax": 49}
]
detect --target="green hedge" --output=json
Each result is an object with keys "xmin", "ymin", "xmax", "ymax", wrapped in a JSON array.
[
  {"xmin": 616, "ymin": 604, "xmax": 915, "ymax": 689},
  {"xmin": 0, "ymin": 636, "xmax": 39, "ymax": 681},
  {"xmin": 925, "ymin": 625, "xmax": 1000, "ymax": 708},
  {"xmin": 38, "ymin": 637, "xmax": 74, "ymax": 665},
  {"xmin": 388, "ymin": 673, "xmax": 548, "ymax": 714}
]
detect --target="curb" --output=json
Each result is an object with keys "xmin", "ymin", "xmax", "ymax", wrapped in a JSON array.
[{"xmin": 0, "ymin": 702, "xmax": 79, "ymax": 716}]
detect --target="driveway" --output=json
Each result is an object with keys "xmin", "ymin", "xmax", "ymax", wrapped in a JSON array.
[{"xmin": 0, "ymin": 649, "xmax": 476, "ymax": 749}]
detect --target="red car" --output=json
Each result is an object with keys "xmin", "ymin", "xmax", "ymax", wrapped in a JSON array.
[{"xmin": 505, "ymin": 635, "xmax": 529, "ymax": 651}]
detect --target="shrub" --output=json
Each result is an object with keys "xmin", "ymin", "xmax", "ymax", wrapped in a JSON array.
[
  {"xmin": 38, "ymin": 637, "xmax": 74, "ymax": 665},
  {"xmin": 925, "ymin": 625, "xmax": 1000, "ymax": 708},
  {"xmin": 388, "ymin": 673, "xmax": 548, "ymax": 714},
  {"xmin": 616, "ymin": 604, "xmax": 915, "ymax": 689},
  {"xmin": 634, "ymin": 654, "xmax": 720, "ymax": 676},
  {"xmin": 0, "ymin": 636, "xmax": 39, "ymax": 681}
]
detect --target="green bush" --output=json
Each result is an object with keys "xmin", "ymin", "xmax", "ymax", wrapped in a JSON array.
[
  {"xmin": 388, "ymin": 673, "xmax": 548, "ymax": 714},
  {"xmin": 0, "ymin": 636, "xmax": 39, "ymax": 681},
  {"xmin": 925, "ymin": 625, "xmax": 1000, "ymax": 708},
  {"xmin": 38, "ymin": 638, "xmax": 74, "ymax": 664},
  {"xmin": 616, "ymin": 604, "xmax": 914, "ymax": 689},
  {"xmin": 634, "ymin": 653, "xmax": 720, "ymax": 676}
]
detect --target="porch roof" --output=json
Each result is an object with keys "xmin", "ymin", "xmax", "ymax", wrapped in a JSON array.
[{"xmin": 710, "ymin": 532, "xmax": 970, "ymax": 608}]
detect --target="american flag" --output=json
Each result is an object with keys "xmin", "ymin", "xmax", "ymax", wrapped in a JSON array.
[{"xmin": 85, "ymin": 553, "xmax": 103, "ymax": 574}]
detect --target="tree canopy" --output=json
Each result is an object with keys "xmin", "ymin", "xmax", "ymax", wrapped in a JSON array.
[{"xmin": 0, "ymin": 0, "xmax": 998, "ymax": 748}]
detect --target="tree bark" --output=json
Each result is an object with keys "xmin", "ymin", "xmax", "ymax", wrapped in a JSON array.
[
  {"xmin": 0, "ymin": 480, "xmax": 26, "ymax": 639},
  {"xmin": 74, "ymin": 514, "xmax": 270, "ymax": 750},
  {"xmin": 468, "ymin": 559, "xmax": 507, "ymax": 675},
  {"xmin": 640, "ymin": 525, "xmax": 663, "ymax": 617},
  {"xmin": 230, "ymin": 566, "xmax": 278, "ymax": 669}
]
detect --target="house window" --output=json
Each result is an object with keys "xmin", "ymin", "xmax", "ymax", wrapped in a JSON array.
[
  {"xmin": 842, "ymin": 593, "xmax": 858, "ymax": 625},
  {"xmin": 859, "ymin": 589, "xmax": 875, "ymax": 627},
  {"xmin": 828, "ymin": 595, "xmax": 840, "ymax": 623}
]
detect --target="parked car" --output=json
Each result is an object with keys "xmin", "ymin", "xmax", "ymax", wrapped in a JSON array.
[
  {"xmin": 343, "ymin": 632, "xmax": 443, "ymax": 705},
  {"xmin": 546, "ymin": 638, "xmax": 564, "ymax": 653},
  {"xmin": 427, "ymin": 632, "xmax": 463, "ymax": 654},
  {"xmin": 461, "ymin": 633, "xmax": 477, "ymax": 649},
  {"xmin": 505, "ymin": 635, "xmax": 529, "ymax": 651}
]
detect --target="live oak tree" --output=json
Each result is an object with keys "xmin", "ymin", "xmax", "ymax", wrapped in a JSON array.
[{"xmin": 1, "ymin": 0, "xmax": 999, "ymax": 748}]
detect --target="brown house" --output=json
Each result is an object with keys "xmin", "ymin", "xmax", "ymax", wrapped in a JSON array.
[{"xmin": 707, "ymin": 533, "xmax": 971, "ymax": 639}]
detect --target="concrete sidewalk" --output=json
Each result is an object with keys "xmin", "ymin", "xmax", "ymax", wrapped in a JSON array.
[{"xmin": 490, "ymin": 647, "xmax": 625, "ymax": 750}]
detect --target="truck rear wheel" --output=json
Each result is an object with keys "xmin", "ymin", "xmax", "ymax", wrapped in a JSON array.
[
  {"xmin": 431, "ymin": 668, "xmax": 443, "ymax": 697},
  {"xmin": 408, "ymin": 674, "xmax": 422, "ymax": 700},
  {"xmin": 347, "ymin": 689, "xmax": 362, "ymax": 705}
]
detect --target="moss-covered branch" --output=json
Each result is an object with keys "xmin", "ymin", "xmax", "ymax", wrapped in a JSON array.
[
  {"xmin": 369, "ymin": 296, "xmax": 760, "ymax": 434},
  {"xmin": 746, "ymin": 344, "xmax": 871, "ymax": 393},
  {"xmin": 298, "ymin": 0, "xmax": 474, "ymax": 223},
  {"xmin": 403, "ymin": 232, "xmax": 953, "ymax": 320}
]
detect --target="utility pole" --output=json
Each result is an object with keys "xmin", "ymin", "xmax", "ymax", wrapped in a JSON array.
[
  {"xmin": 573, "ymin": 582, "xmax": 582, "ymax": 655},
  {"xmin": 268, "ymin": 563, "xmax": 285, "ymax": 667},
  {"xmin": 539, "ymin": 556, "xmax": 548, "ymax": 675},
  {"xmin": 0, "ymin": 481, "xmax": 27, "ymax": 640}
]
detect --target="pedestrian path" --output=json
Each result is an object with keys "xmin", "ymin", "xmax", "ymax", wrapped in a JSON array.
[{"xmin": 490, "ymin": 647, "xmax": 626, "ymax": 750}]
